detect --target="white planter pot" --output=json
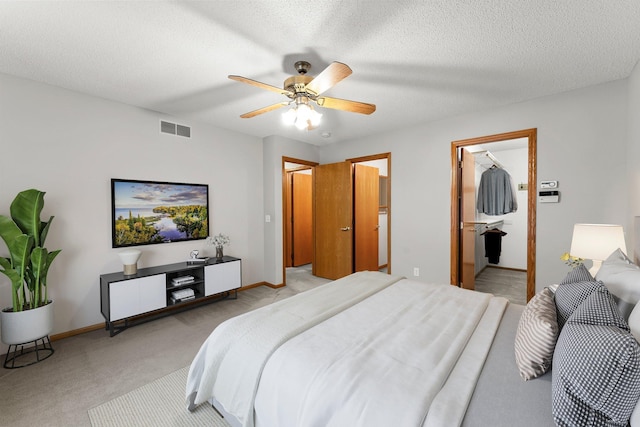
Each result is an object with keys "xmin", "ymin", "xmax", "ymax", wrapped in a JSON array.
[{"xmin": 1, "ymin": 301, "xmax": 54, "ymax": 345}]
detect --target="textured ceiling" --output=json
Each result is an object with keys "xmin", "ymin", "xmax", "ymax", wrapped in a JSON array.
[{"xmin": 1, "ymin": 1, "xmax": 640, "ymax": 145}]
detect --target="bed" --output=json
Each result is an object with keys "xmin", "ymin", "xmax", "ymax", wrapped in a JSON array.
[{"xmin": 186, "ymin": 249, "xmax": 640, "ymax": 427}]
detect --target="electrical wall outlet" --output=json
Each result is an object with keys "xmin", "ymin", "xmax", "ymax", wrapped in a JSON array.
[{"xmin": 413, "ymin": 267, "xmax": 419, "ymax": 277}]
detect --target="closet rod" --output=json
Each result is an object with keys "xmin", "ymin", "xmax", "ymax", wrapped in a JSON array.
[{"xmin": 475, "ymin": 150, "xmax": 504, "ymax": 169}]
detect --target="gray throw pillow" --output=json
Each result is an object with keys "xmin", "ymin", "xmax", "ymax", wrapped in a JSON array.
[
  {"xmin": 567, "ymin": 286, "xmax": 629, "ymax": 331},
  {"xmin": 554, "ymin": 280, "xmax": 604, "ymax": 329},
  {"xmin": 596, "ymin": 248, "xmax": 640, "ymax": 321},
  {"xmin": 552, "ymin": 323, "xmax": 640, "ymax": 426},
  {"xmin": 560, "ymin": 263, "xmax": 594, "ymax": 285}
]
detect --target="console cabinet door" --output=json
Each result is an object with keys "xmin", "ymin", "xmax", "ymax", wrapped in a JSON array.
[
  {"xmin": 110, "ymin": 274, "xmax": 166, "ymax": 321},
  {"xmin": 138, "ymin": 274, "xmax": 167, "ymax": 314},
  {"xmin": 205, "ymin": 261, "xmax": 241, "ymax": 296},
  {"xmin": 109, "ymin": 280, "xmax": 139, "ymax": 321}
]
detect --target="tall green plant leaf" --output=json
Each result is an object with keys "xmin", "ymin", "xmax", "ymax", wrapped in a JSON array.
[
  {"xmin": 0, "ymin": 257, "xmax": 23, "ymax": 310},
  {"xmin": 10, "ymin": 189, "xmax": 45, "ymax": 247},
  {"xmin": 30, "ymin": 247, "xmax": 47, "ymax": 307},
  {"xmin": 42, "ymin": 249, "xmax": 61, "ymax": 303},
  {"xmin": 0, "ymin": 233, "xmax": 33, "ymax": 312},
  {"xmin": 40, "ymin": 216, "xmax": 55, "ymax": 247}
]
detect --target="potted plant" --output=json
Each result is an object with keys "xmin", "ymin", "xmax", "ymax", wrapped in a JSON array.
[{"xmin": 0, "ymin": 189, "xmax": 61, "ymax": 346}]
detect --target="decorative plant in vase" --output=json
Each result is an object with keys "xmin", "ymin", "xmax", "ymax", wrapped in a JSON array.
[
  {"xmin": 207, "ymin": 233, "xmax": 230, "ymax": 260},
  {"xmin": 560, "ymin": 252, "xmax": 583, "ymax": 269},
  {"xmin": 0, "ymin": 189, "xmax": 62, "ymax": 349}
]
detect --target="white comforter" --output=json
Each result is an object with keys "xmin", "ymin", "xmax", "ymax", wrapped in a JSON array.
[
  {"xmin": 186, "ymin": 271, "xmax": 403, "ymax": 426},
  {"xmin": 186, "ymin": 272, "xmax": 507, "ymax": 427}
]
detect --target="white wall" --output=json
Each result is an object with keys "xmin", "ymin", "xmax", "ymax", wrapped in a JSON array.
[
  {"xmin": 629, "ymin": 61, "xmax": 640, "ymax": 264},
  {"xmin": 262, "ymin": 135, "xmax": 320, "ymax": 286},
  {"xmin": 318, "ymin": 80, "xmax": 629, "ymax": 291},
  {"xmin": 0, "ymin": 73, "xmax": 265, "ymax": 354}
]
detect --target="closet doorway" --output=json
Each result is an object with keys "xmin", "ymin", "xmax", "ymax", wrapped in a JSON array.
[
  {"xmin": 282, "ymin": 153, "xmax": 391, "ymax": 286},
  {"xmin": 450, "ymin": 129, "xmax": 537, "ymax": 303}
]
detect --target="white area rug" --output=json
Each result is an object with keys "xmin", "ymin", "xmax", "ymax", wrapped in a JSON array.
[{"xmin": 89, "ymin": 366, "xmax": 230, "ymax": 427}]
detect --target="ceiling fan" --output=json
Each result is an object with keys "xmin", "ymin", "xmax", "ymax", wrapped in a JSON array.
[{"xmin": 228, "ymin": 61, "xmax": 376, "ymax": 130}]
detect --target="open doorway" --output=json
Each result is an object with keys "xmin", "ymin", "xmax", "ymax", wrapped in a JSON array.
[
  {"xmin": 450, "ymin": 129, "xmax": 537, "ymax": 303},
  {"xmin": 282, "ymin": 157, "xmax": 319, "ymax": 288},
  {"xmin": 282, "ymin": 153, "xmax": 391, "ymax": 287}
]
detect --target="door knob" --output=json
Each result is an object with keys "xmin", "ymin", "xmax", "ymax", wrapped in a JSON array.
[{"xmin": 340, "ymin": 226, "xmax": 351, "ymax": 231}]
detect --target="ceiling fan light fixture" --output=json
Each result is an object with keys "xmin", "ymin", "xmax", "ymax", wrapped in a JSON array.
[{"xmin": 282, "ymin": 100, "xmax": 322, "ymax": 130}]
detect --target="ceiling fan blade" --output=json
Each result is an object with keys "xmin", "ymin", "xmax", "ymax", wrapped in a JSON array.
[
  {"xmin": 305, "ymin": 62, "xmax": 352, "ymax": 96},
  {"xmin": 315, "ymin": 96, "xmax": 376, "ymax": 115},
  {"xmin": 229, "ymin": 75, "xmax": 293, "ymax": 97},
  {"xmin": 239, "ymin": 102, "xmax": 289, "ymax": 118}
]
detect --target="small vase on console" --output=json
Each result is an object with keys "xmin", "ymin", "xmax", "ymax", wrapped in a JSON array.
[{"xmin": 207, "ymin": 233, "xmax": 230, "ymax": 261}]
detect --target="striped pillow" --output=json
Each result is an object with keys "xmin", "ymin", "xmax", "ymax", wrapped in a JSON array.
[{"xmin": 515, "ymin": 287, "xmax": 559, "ymax": 380}]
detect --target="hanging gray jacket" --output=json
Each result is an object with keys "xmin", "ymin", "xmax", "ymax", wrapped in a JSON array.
[{"xmin": 476, "ymin": 167, "xmax": 517, "ymax": 215}]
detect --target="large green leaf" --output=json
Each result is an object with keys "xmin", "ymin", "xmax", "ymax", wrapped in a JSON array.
[
  {"xmin": 0, "ymin": 215, "xmax": 23, "ymax": 262},
  {"xmin": 0, "ymin": 256, "xmax": 25, "ymax": 311},
  {"xmin": 41, "ymin": 249, "xmax": 61, "ymax": 304},
  {"xmin": 10, "ymin": 189, "xmax": 45, "ymax": 247},
  {"xmin": 40, "ymin": 216, "xmax": 55, "ymax": 247},
  {"xmin": 7, "ymin": 234, "xmax": 33, "ymax": 278}
]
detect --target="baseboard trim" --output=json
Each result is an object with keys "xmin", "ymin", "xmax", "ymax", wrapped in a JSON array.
[
  {"xmin": 486, "ymin": 265, "xmax": 527, "ymax": 273},
  {"xmin": 51, "ymin": 323, "xmax": 104, "ymax": 341},
  {"xmin": 264, "ymin": 282, "xmax": 285, "ymax": 289},
  {"xmin": 50, "ymin": 280, "xmax": 272, "ymax": 342}
]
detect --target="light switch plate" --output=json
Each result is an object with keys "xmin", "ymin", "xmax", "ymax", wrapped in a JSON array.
[{"xmin": 540, "ymin": 180, "xmax": 558, "ymax": 189}]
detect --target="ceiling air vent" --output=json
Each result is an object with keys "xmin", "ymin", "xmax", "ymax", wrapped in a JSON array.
[{"xmin": 160, "ymin": 120, "xmax": 191, "ymax": 138}]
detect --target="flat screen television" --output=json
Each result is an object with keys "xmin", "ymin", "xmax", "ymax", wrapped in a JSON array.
[{"xmin": 111, "ymin": 178, "xmax": 209, "ymax": 248}]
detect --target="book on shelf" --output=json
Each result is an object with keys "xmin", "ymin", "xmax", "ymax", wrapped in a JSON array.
[
  {"xmin": 171, "ymin": 275, "xmax": 195, "ymax": 286},
  {"xmin": 187, "ymin": 256, "xmax": 209, "ymax": 264},
  {"xmin": 170, "ymin": 295, "xmax": 196, "ymax": 304},
  {"xmin": 171, "ymin": 288, "xmax": 195, "ymax": 300}
]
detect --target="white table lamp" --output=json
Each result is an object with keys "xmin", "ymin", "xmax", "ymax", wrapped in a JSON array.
[
  {"xmin": 118, "ymin": 249, "xmax": 142, "ymax": 275},
  {"xmin": 569, "ymin": 224, "xmax": 626, "ymax": 276}
]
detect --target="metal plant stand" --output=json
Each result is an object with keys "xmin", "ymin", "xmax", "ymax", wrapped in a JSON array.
[{"xmin": 3, "ymin": 336, "xmax": 54, "ymax": 369}]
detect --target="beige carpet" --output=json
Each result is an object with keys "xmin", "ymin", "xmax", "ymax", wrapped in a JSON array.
[{"xmin": 88, "ymin": 365, "xmax": 228, "ymax": 427}]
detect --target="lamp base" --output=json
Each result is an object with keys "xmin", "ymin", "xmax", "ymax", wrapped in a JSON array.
[
  {"xmin": 588, "ymin": 259, "xmax": 603, "ymax": 277},
  {"xmin": 123, "ymin": 264, "xmax": 138, "ymax": 275}
]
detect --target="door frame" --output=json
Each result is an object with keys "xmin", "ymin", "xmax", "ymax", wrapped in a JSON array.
[
  {"xmin": 282, "ymin": 156, "xmax": 319, "ymax": 286},
  {"xmin": 450, "ymin": 129, "xmax": 537, "ymax": 301}
]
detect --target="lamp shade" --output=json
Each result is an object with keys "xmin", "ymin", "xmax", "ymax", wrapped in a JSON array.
[{"xmin": 570, "ymin": 223, "xmax": 626, "ymax": 263}]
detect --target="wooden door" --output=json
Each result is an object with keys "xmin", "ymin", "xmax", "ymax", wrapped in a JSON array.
[
  {"xmin": 314, "ymin": 161, "xmax": 353, "ymax": 279},
  {"xmin": 461, "ymin": 148, "xmax": 476, "ymax": 290},
  {"xmin": 292, "ymin": 172, "xmax": 313, "ymax": 266},
  {"xmin": 354, "ymin": 164, "xmax": 379, "ymax": 271}
]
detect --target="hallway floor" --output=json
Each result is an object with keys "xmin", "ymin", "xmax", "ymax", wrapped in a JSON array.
[{"xmin": 474, "ymin": 266, "xmax": 527, "ymax": 305}]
